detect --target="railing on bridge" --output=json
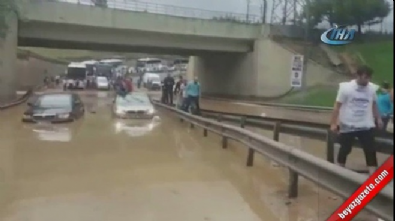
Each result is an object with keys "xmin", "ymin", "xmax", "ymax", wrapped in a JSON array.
[
  {"xmin": 30, "ymin": 0, "xmax": 262, "ymax": 23},
  {"xmin": 153, "ymin": 101, "xmax": 393, "ymax": 221}
]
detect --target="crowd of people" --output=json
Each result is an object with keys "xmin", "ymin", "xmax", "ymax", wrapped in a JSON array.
[
  {"xmin": 330, "ymin": 65, "xmax": 393, "ymax": 181},
  {"xmin": 114, "ymin": 76, "xmax": 133, "ymax": 97},
  {"xmin": 43, "ymin": 75, "xmax": 61, "ymax": 88},
  {"xmin": 161, "ymin": 74, "xmax": 201, "ymax": 115}
]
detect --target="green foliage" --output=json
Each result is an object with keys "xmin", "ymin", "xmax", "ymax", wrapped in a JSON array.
[
  {"xmin": 94, "ymin": 0, "xmax": 107, "ymax": 8},
  {"xmin": 337, "ymin": 41, "xmax": 393, "ymax": 84},
  {"xmin": 302, "ymin": 0, "xmax": 391, "ymax": 32},
  {"xmin": 0, "ymin": 0, "xmax": 19, "ymax": 38}
]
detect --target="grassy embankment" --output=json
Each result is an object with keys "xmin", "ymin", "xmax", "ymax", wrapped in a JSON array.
[{"xmin": 281, "ymin": 41, "xmax": 393, "ymax": 106}]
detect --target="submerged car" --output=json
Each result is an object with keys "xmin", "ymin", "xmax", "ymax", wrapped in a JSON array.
[
  {"xmin": 113, "ymin": 119, "xmax": 160, "ymax": 137},
  {"xmin": 112, "ymin": 92, "xmax": 156, "ymax": 119},
  {"xmin": 22, "ymin": 93, "xmax": 85, "ymax": 123}
]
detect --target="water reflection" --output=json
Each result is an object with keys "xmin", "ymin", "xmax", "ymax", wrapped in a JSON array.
[
  {"xmin": 25, "ymin": 123, "xmax": 72, "ymax": 142},
  {"xmin": 113, "ymin": 116, "xmax": 161, "ymax": 137}
]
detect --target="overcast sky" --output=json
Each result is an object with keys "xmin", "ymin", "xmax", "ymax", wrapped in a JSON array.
[{"xmin": 68, "ymin": 0, "xmax": 393, "ymax": 32}]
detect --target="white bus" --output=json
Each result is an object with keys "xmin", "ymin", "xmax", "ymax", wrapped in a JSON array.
[
  {"xmin": 100, "ymin": 59, "xmax": 124, "ymax": 68},
  {"xmin": 64, "ymin": 62, "xmax": 87, "ymax": 90},
  {"xmin": 136, "ymin": 58, "xmax": 164, "ymax": 73}
]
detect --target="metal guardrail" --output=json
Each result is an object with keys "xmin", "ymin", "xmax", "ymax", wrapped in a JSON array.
[
  {"xmin": 153, "ymin": 101, "xmax": 394, "ymax": 221},
  {"xmin": 37, "ymin": 0, "xmax": 261, "ymax": 23},
  {"xmin": 201, "ymin": 109, "xmax": 394, "ymax": 141},
  {"xmin": 200, "ymin": 110, "xmax": 393, "ymax": 174},
  {"xmin": 204, "ymin": 97, "xmax": 395, "ymax": 121},
  {"xmin": 202, "ymin": 96, "xmax": 334, "ymax": 112}
]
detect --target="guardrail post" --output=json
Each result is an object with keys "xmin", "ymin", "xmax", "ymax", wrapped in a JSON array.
[
  {"xmin": 221, "ymin": 128, "xmax": 228, "ymax": 149},
  {"xmin": 288, "ymin": 169, "xmax": 299, "ymax": 198},
  {"xmin": 326, "ymin": 130, "xmax": 335, "ymax": 163},
  {"xmin": 217, "ymin": 114, "xmax": 222, "ymax": 122},
  {"xmin": 203, "ymin": 123, "xmax": 208, "ymax": 137},
  {"xmin": 240, "ymin": 116, "xmax": 246, "ymax": 128},
  {"xmin": 273, "ymin": 122, "xmax": 281, "ymax": 141},
  {"xmin": 180, "ymin": 117, "xmax": 184, "ymax": 122},
  {"xmin": 274, "ymin": 121, "xmax": 299, "ymax": 198},
  {"xmin": 190, "ymin": 122, "xmax": 194, "ymax": 128},
  {"xmin": 246, "ymin": 141, "xmax": 254, "ymax": 167}
]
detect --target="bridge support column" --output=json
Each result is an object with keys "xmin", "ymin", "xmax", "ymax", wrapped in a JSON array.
[
  {"xmin": 190, "ymin": 38, "xmax": 298, "ymax": 99},
  {"xmin": 189, "ymin": 38, "xmax": 337, "ymax": 99},
  {"xmin": 0, "ymin": 14, "xmax": 18, "ymax": 103}
]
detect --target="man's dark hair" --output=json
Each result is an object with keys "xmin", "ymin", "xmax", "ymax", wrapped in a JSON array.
[{"xmin": 356, "ymin": 65, "xmax": 373, "ymax": 77}]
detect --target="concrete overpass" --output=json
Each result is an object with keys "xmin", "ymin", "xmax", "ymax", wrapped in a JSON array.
[
  {"xmin": 18, "ymin": 1, "xmax": 259, "ymax": 54},
  {"xmin": 0, "ymin": 0, "xmax": 335, "ymax": 102}
]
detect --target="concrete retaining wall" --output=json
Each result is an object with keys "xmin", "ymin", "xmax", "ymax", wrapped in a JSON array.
[
  {"xmin": 16, "ymin": 56, "xmax": 66, "ymax": 90},
  {"xmin": 0, "ymin": 14, "xmax": 18, "ymax": 103}
]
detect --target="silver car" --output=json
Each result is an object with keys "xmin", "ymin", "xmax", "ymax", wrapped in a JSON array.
[
  {"xmin": 96, "ymin": 76, "xmax": 110, "ymax": 90},
  {"xmin": 112, "ymin": 92, "xmax": 156, "ymax": 119}
]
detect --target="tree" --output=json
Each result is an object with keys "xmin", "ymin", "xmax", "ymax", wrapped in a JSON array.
[
  {"xmin": 301, "ymin": 0, "xmax": 391, "ymax": 34},
  {"xmin": 0, "ymin": 0, "xmax": 19, "ymax": 38}
]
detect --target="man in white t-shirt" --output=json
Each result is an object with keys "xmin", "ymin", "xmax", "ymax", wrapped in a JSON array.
[
  {"xmin": 330, "ymin": 65, "xmax": 383, "ymax": 176},
  {"xmin": 176, "ymin": 79, "xmax": 187, "ymax": 109}
]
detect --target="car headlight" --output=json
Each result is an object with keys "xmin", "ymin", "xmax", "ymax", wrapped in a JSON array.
[
  {"xmin": 116, "ymin": 108, "xmax": 125, "ymax": 115},
  {"xmin": 57, "ymin": 113, "xmax": 70, "ymax": 119},
  {"xmin": 147, "ymin": 108, "xmax": 155, "ymax": 115},
  {"xmin": 22, "ymin": 114, "xmax": 32, "ymax": 119}
]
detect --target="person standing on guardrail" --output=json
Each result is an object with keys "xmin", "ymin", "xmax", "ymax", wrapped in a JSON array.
[
  {"xmin": 376, "ymin": 82, "xmax": 393, "ymax": 131},
  {"xmin": 183, "ymin": 77, "xmax": 201, "ymax": 115},
  {"xmin": 330, "ymin": 65, "xmax": 383, "ymax": 176}
]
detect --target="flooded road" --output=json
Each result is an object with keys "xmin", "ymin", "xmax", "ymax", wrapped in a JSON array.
[{"xmin": 0, "ymin": 90, "xmax": 377, "ymax": 221}]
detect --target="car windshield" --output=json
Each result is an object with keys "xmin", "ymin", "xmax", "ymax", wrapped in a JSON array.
[
  {"xmin": 150, "ymin": 77, "xmax": 160, "ymax": 82},
  {"xmin": 116, "ymin": 93, "xmax": 151, "ymax": 106},
  {"xmin": 97, "ymin": 78, "xmax": 108, "ymax": 83},
  {"xmin": 36, "ymin": 95, "xmax": 72, "ymax": 108}
]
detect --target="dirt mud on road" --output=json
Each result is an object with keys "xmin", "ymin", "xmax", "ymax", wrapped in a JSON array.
[{"xmin": 0, "ymin": 90, "xmax": 378, "ymax": 221}]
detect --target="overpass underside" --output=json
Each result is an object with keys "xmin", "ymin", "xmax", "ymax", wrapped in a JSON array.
[{"xmin": 18, "ymin": 22, "xmax": 253, "ymax": 56}]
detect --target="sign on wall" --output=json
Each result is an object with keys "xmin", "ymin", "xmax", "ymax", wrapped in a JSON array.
[{"xmin": 290, "ymin": 54, "xmax": 304, "ymax": 88}]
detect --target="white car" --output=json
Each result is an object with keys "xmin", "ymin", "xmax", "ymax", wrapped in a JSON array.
[
  {"xmin": 112, "ymin": 92, "xmax": 156, "ymax": 119},
  {"xmin": 96, "ymin": 76, "xmax": 110, "ymax": 90}
]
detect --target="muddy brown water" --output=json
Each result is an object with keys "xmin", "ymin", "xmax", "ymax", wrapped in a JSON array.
[{"xmin": 0, "ymin": 90, "xmax": 381, "ymax": 221}]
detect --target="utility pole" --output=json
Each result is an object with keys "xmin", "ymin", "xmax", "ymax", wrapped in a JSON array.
[
  {"xmin": 246, "ymin": 0, "xmax": 251, "ymax": 22},
  {"xmin": 270, "ymin": 0, "xmax": 300, "ymax": 25},
  {"xmin": 301, "ymin": 0, "xmax": 311, "ymax": 98},
  {"xmin": 261, "ymin": 0, "xmax": 267, "ymax": 24}
]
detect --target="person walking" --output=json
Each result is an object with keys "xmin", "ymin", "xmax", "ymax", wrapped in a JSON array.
[{"xmin": 330, "ymin": 65, "xmax": 383, "ymax": 177}]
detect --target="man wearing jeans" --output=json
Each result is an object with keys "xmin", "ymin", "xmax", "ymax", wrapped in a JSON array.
[
  {"xmin": 330, "ymin": 66, "xmax": 383, "ymax": 177},
  {"xmin": 184, "ymin": 77, "xmax": 200, "ymax": 114},
  {"xmin": 376, "ymin": 82, "xmax": 393, "ymax": 131}
]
